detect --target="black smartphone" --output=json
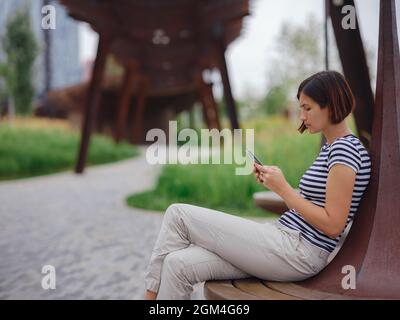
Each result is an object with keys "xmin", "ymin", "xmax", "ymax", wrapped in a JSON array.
[{"xmin": 246, "ymin": 149, "xmax": 263, "ymax": 166}]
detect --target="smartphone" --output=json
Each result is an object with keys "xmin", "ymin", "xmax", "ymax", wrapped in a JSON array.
[{"xmin": 246, "ymin": 149, "xmax": 263, "ymax": 166}]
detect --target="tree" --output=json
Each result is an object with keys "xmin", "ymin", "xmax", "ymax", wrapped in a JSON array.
[
  {"xmin": 261, "ymin": 14, "xmax": 324, "ymax": 115},
  {"xmin": 260, "ymin": 84, "xmax": 288, "ymax": 116},
  {"xmin": 0, "ymin": 9, "xmax": 38, "ymax": 116}
]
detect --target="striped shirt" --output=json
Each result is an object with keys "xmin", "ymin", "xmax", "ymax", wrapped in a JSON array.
[{"xmin": 278, "ymin": 134, "xmax": 372, "ymax": 253}]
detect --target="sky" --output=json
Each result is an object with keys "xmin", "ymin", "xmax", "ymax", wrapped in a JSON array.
[{"xmin": 79, "ymin": 0, "xmax": 400, "ymax": 100}]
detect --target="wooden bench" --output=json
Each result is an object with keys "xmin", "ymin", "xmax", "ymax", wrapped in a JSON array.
[
  {"xmin": 253, "ymin": 190, "xmax": 296, "ymax": 215},
  {"xmin": 203, "ymin": 163, "xmax": 353, "ymax": 300},
  {"xmin": 204, "ymin": 150, "xmax": 350, "ymax": 300},
  {"xmin": 204, "ymin": 279, "xmax": 354, "ymax": 300},
  {"xmin": 203, "ymin": 199, "xmax": 352, "ymax": 300}
]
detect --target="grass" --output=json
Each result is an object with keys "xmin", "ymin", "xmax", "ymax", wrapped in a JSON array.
[
  {"xmin": 0, "ymin": 117, "xmax": 139, "ymax": 180},
  {"xmin": 126, "ymin": 115, "xmax": 349, "ymax": 217}
]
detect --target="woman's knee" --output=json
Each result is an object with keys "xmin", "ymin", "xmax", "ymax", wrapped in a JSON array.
[
  {"xmin": 164, "ymin": 203, "xmax": 191, "ymax": 226},
  {"xmin": 165, "ymin": 203, "xmax": 183, "ymax": 219},
  {"xmin": 163, "ymin": 251, "xmax": 192, "ymax": 283}
]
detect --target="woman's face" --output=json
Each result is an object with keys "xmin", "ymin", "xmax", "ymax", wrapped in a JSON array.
[{"xmin": 299, "ymin": 92, "xmax": 330, "ymax": 134}]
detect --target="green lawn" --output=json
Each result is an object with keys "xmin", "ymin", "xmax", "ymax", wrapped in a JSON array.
[
  {"xmin": 126, "ymin": 115, "xmax": 342, "ymax": 217},
  {"xmin": 0, "ymin": 118, "xmax": 138, "ymax": 180}
]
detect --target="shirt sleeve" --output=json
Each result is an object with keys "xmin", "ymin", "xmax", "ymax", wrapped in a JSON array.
[{"xmin": 327, "ymin": 140, "xmax": 362, "ymax": 174}]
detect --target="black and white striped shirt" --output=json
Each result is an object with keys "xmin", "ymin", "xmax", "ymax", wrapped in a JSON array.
[{"xmin": 278, "ymin": 134, "xmax": 372, "ymax": 253}]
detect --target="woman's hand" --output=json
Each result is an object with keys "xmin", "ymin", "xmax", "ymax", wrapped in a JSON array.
[
  {"xmin": 253, "ymin": 164, "xmax": 264, "ymax": 185},
  {"xmin": 253, "ymin": 163, "xmax": 291, "ymax": 197}
]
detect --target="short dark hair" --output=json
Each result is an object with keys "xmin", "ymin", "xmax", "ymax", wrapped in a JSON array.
[{"xmin": 297, "ymin": 71, "xmax": 355, "ymax": 133}]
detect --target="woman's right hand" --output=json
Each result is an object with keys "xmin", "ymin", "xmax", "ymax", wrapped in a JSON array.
[{"xmin": 253, "ymin": 164, "xmax": 264, "ymax": 184}]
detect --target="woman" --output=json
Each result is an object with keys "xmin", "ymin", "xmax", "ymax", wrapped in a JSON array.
[{"xmin": 143, "ymin": 70, "xmax": 371, "ymax": 300}]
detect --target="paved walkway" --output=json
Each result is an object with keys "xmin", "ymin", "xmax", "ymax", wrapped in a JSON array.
[
  {"xmin": 0, "ymin": 152, "xmax": 168, "ymax": 299},
  {"xmin": 0, "ymin": 150, "xmax": 274, "ymax": 300}
]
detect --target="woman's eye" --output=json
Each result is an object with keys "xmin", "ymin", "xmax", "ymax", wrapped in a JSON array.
[{"xmin": 306, "ymin": 108, "xmax": 311, "ymax": 111}]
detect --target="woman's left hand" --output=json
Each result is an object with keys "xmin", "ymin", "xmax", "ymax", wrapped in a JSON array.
[{"xmin": 254, "ymin": 163, "xmax": 290, "ymax": 196}]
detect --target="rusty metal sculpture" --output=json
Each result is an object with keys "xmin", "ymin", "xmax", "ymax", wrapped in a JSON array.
[
  {"xmin": 205, "ymin": 0, "xmax": 400, "ymax": 299},
  {"xmin": 292, "ymin": 0, "xmax": 400, "ymax": 299},
  {"xmin": 327, "ymin": 0, "xmax": 374, "ymax": 151},
  {"xmin": 60, "ymin": 0, "xmax": 249, "ymax": 173}
]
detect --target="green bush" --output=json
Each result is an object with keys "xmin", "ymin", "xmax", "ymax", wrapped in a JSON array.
[{"xmin": 127, "ymin": 116, "xmax": 322, "ymax": 217}]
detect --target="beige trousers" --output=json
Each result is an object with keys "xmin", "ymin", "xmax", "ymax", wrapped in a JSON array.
[{"xmin": 144, "ymin": 203, "xmax": 330, "ymax": 300}]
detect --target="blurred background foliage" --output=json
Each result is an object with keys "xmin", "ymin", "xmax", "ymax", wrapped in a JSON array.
[{"xmin": 0, "ymin": 9, "xmax": 38, "ymax": 116}]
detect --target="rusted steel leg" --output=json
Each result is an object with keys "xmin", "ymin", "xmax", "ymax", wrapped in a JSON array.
[
  {"xmin": 320, "ymin": 0, "xmax": 329, "ymax": 149},
  {"xmin": 205, "ymin": 82, "xmax": 221, "ymax": 130},
  {"xmin": 329, "ymin": 0, "xmax": 374, "ymax": 150},
  {"xmin": 324, "ymin": 0, "xmax": 330, "ymax": 70},
  {"xmin": 195, "ymin": 77, "xmax": 211, "ymax": 129},
  {"xmin": 114, "ymin": 66, "xmax": 136, "ymax": 143},
  {"xmin": 188, "ymin": 106, "xmax": 195, "ymax": 129},
  {"xmin": 349, "ymin": 0, "xmax": 400, "ymax": 298},
  {"xmin": 75, "ymin": 33, "xmax": 111, "ymax": 174},
  {"xmin": 218, "ymin": 45, "xmax": 240, "ymax": 129},
  {"xmin": 132, "ymin": 77, "xmax": 149, "ymax": 144},
  {"xmin": 194, "ymin": 72, "xmax": 221, "ymax": 130},
  {"xmin": 213, "ymin": 23, "xmax": 239, "ymax": 130}
]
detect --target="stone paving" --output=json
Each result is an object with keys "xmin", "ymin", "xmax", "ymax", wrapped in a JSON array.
[
  {"xmin": 0, "ymin": 152, "xmax": 168, "ymax": 299},
  {"xmin": 0, "ymin": 149, "xmax": 275, "ymax": 300}
]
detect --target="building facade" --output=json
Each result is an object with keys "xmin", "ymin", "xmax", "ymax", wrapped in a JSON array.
[{"xmin": 0, "ymin": 0, "xmax": 82, "ymax": 96}]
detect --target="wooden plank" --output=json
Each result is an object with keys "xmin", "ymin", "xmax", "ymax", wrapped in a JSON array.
[
  {"xmin": 265, "ymin": 281, "xmax": 353, "ymax": 300},
  {"xmin": 233, "ymin": 279, "xmax": 302, "ymax": 300},
  {"xmin": 204, "ymin": 281, "xmax": 263, "ymax": 300}
]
